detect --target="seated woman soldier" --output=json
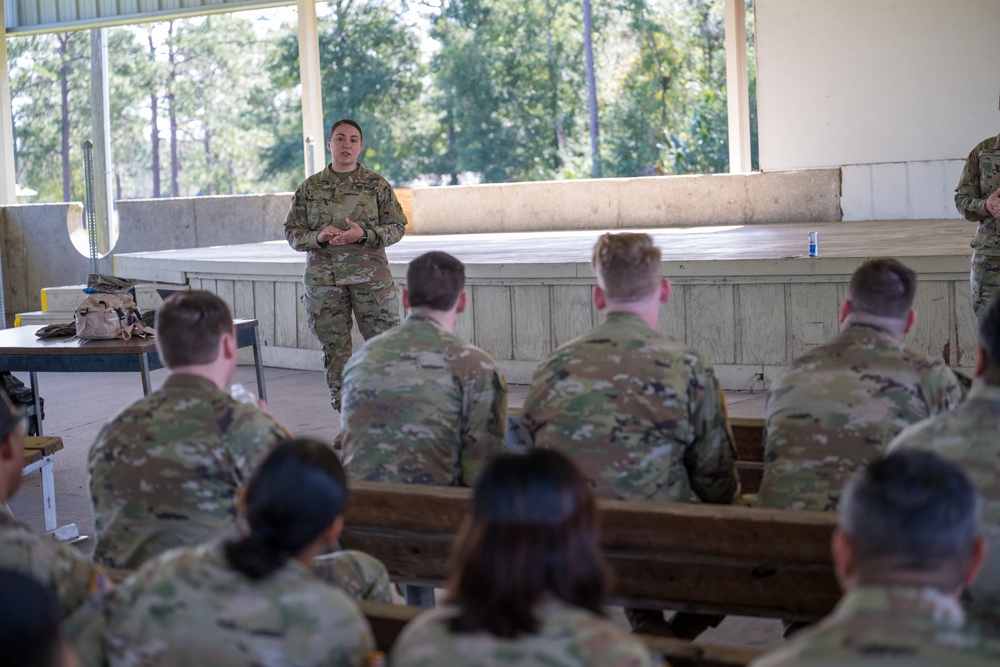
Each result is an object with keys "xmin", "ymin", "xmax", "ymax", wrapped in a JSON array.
[{"xmin": 390, "ymin": 449, "xmax": 655, "ymax": 667}]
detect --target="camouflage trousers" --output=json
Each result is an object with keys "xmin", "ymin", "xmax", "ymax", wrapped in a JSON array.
[
  {"xmin": 971, "ymin": 252, "xmax": 1000, "ymax": 318},
  {"xmin": 312, "ymin": 549, "xmax": 393, "ymax": 603},
  {"xmin": 303, "ymin": 281, "xmax": 400, "ymax": 411}
]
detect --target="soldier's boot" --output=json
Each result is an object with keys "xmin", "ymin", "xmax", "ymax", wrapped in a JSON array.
[
  {"xmin": 625, "ymin": 607, "xmax": 675, "ymax": 637},
  {"xmin": 668, "ymin": 612, "xmax": 725, "ymax": 640}
]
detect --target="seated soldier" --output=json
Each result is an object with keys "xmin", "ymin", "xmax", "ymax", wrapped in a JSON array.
[
  {"xmin": 67, "ymin": 439, "xmax": 376, "ymax": 667},
  {"xmin": 750, "ymin": 450, "xmax": 1000, "ymax": 666},
  {"xmin": 88, "ymin": 290, "xmax": 289, "ymax": 574},
  {"xmin": 0, "ymin": 391, "xmax": 111, "ymax": 618},
  {"xmin": 390, "ymin": 450, "xmax": 655, "ymax": 667},
  {"xmin": 888, "ymin": 291, "xmax": 1000, "ymax": 630},
  {"xmin": 759, "ymin": 258, "xmax": 963, "ymax": 511},
  {"xmin": 521, "ymin": 232, "xmax": 738, "ymax": 638},
  {"xmin": 0, "ymin": 569, "xmax": 80, "ymax": 667},
  {"xmin": 341, "ymin": 251, "xmax": 508, "ymax": 486}
]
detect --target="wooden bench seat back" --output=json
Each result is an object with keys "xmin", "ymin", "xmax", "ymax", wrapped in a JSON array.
[{"xmin": 341, "ymin": 481, "xmax": 841, "ymax": 622}]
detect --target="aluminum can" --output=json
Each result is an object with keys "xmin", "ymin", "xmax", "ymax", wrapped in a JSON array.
[{"xmin": 808, "ymin": 231, "xmax": 819, "ymax": 258}]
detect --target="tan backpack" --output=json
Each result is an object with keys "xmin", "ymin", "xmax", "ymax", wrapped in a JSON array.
[{"xmin": 74, "ymin": 292, "xmax": 151, "ymax": 340}]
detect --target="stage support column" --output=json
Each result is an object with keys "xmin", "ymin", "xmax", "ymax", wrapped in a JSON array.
[
  {"xmin": 297, "ymin": 0, "xmax": 326, "ymax": 177},
  {"xmin": 91, "ymin": 27, "xmax": 113, "ymax": 256},
  {"xmin": 724, "ymin": 0, "xmax": 752, "ymax": 174},
  {"xmin": 0, "ymin": 16, "xmax": 16, "ymax": 207}
]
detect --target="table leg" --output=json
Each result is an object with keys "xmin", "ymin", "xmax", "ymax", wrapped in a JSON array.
[
  {"xmin": 252, "ymin": 327, "xmax": 267, "ymax": 401},
  {"xmin": 139, "ymin": 352, "xmax": 152, "ymax": 396},
  {"xmin": 29, "ymin": 371, "xmax": 43, "ymax": 437}
]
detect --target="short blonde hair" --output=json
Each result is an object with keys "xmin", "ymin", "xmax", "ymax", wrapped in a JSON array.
[{"xmin": 591, "ymin": 233, "xmax": 661, "ymax": 302}]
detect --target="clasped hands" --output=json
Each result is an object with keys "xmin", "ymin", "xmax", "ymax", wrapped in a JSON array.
[
  {"xmin": 987, "ymin": 188, "xmax": 1000, "ymax": 218},
  {"xmin": 317, "ymin": 218, "xmax": 364, "ymax": 245}
]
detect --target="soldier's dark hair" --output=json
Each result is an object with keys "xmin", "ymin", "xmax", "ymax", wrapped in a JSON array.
[
  {"xmin": 406, "ymin": 251, "xmax": 465, "ymax": 311},
  {"xmin": 0, "ymin": 569, "xmax": 66, "ymax": 667},
  {"xmin": 155, "ymin": 290, "xmax": 233, "ymax": 368},
  {"xmin": 446, "ymin": 450, "xmax": 609, "ymax": 639},
  {"xmin": 225, "ymin": 439, "xmax": 347, "ymax": 580},
  {"xmin": 840, "ymin": 450, "xmax": 979, "ymax": 584},
  {"xmin": 591, "ymin": 232, "xmax": 662, "ymax": 302},
  {"xmin": 978, "ymin": 292, "xmax": 1000, "ymax": 381},
  {"xmin": 329, "ymin": 118, "xmax": 362, "ymax": 143},
  {"xmin": 847, "ymin": 258, "xmax": 917, "ymax": 319}
]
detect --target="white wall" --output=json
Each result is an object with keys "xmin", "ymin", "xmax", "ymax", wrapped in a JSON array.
[{"xmin": 755, "ymin": 0, "xmax": 1000, "ymax": 220}]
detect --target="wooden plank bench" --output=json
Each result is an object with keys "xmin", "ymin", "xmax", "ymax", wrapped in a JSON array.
[
  {"xmin": 359, "ymin": 599, "xmax": 763, "ymax": 667},
  {"xmin": 341, "ymin": 480, "xmax": 840, "ymax": 623},
  {"xmin": 20, "ymin": 435, "xmax": 80, "ymax": 540}
]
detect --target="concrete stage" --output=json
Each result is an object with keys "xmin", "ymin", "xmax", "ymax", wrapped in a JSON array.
[{"xmin": 113, "ymin": 218, "xmax": 976, "ymax": 388}]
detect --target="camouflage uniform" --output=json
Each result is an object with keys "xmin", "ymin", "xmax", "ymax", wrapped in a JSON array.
[
  {"xmin": 749, "ymin": 585, "xmax": 1000, "ymax": 667},
  {"xmin": 284, "ymin": 163, "xmax": 407, "ymax": 410},
  {"xmin": 887, "ymin": 383, "xmax": 1000, "ymax": 630},
  {"xmin": 521, "ymin": 312, "xmax": 739, "ymax": 503},
  {"xmin": 758, "ymin": 324, "xmax": 963, "ymax": 511},
  {"xmin": 341, "ymin": 313, "xmax": 508, "ymax": 486},
  {"xmin": 0, "ymin": 506, "xmax": 111, "ymax": 618},
  {"xmin": 65, "ymin": 541, "xmax": 375, "ymax": 667},
  {"xmin": 956, "ymin": 133, "xmax": 1000, "ymax": 316},
  {"xmin": 313, "ymin": 549, "xmax": 394, "ymax": 603},
  {"xmin": 88, "ymin": 373, "xmax": 288, "ymax": 573},
  {"xmin": 389, "ymin": 597, "xmax": 656, "ymax": 667}
]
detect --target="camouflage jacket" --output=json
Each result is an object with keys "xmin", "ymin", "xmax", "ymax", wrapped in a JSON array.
[
  {"xmin": 888, "ymin": 383, "xmax": 1000, "ymax": 630},
  {"xmin": 521, "ymin": 312, "xmax": 739, "ymax": 503},
  {"xmin": 758, "ymin": 323, "xmax": 964, "ymax": 511},
  {"xmin": 0, "ymin": 506, "xmax": 111, "ymax": 618},
  {"xmin": 390, "ymin": 597, "xmax": 656, "ymax": 667},
  {"xmin": 956, "ymin": 133, "xmax": 1000, "ymax": 253},
  {"xmin": 284, "ymin": 163, "xmax": 407, "ymax": 286},
  {"xmin": 66, "ymin": 541, "xmax": 375, "ymax": 667},
  {"xmin": 341, "ymin": 314, "xmax": 508, "ymax": 486},
  {"xmin": 88, "ymin": 373, "xmax": 288, "ymax": 573},
  {"xmin": 312, "ymin": 549, "xmax": 394, "ymax": 603},
  {"xmin": 749, "ymin": 585, "xmax": 1000, "ymax": 667}
]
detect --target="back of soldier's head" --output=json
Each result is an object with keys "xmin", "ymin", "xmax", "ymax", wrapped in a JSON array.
[
  {"xmin": 155, "ymin": 291, "xmax": 233, "ymax": 368},
  {"xmin": 0, "ymin": 569, "xmax": 67, "ymax": 667},
  {"xmin": 846, "ymin": 258, "xmax": 916, "ymax": 319},
  {"xmin": 407, "ymin": 251, "xmax": 466, "ymax": 311},
  {"xmin": 591, "ymin": 233, "xmax": 661, "ymax": 303},
  {"xmin": 840, "ymin": 450, "xmax": 979, "ymax": 586},
  {"xmin": 978, "ymin": 293, "xmax": 1000, "ymax": 380}
]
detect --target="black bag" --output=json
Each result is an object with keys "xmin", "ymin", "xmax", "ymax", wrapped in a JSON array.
[{"xmin": 0, "ymin": 372, "xmax": 43, "ymax": 436}]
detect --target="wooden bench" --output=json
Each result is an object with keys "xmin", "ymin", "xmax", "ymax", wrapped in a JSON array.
[
  {"xmin": 359, "ymin": 599, "xmax": 763, "ymax": 667},
  {"xmin": 341, "ymin": 481, "xmax": 840, "ymax": 622},
  {"xmin": 20, "ymin": 436, "xmax": 79, "ymax": 540}
]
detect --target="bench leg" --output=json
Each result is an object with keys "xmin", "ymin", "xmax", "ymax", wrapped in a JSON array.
[{"xmin": 39, "ymin": 455, "xmax": 56, "ymax": 533}]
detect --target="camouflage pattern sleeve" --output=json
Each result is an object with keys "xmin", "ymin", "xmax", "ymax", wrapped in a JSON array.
[
  {"xmin": 284, "ymin": 185, "xmax": 324, "ymax": 252},
  {"xmin": 64, "ymin": 588, "xmax": 114, "ymax": 667},
  {"xmin": 956, "ymin": 144, "xmax": 988, "ymax": 221},
  {"xmin": 312, "ymin": 549, "xmax": 393, "ymax": 603},
  {"xmin": 458, "ymin": 352, "xmax": 509, "ymax": 486},
  {"xmin": 366, "ymin": 176, "xmax": 407, "ymax": 250},
  {"xmin": 225, "ymin": 404, "xmax": 290, "ymax": 485},
  {"xmin": 0, "ymin": 511, "xmax": 113, "ymax": 620},
  {"xmin": 684, "ymin": 361, "xmax": 740, "ymax": 504},
  {"xmin": 923, "ymin": 360, "xmax": 966, "ymax": 416}
]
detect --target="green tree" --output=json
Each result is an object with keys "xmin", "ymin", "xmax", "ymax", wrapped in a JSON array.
[{"xmin": 266, "ymin": 0, "xmax": 426, "ymax": 187}]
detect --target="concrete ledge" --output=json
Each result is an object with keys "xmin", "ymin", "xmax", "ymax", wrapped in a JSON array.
[{"xmin": 410, "ymin": 169, "xmax": 842, "ymax": 234}]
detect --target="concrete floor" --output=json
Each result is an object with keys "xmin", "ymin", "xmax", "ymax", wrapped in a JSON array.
[{"xmin": 8, "ymin": 365, "xmax": 783, "ymax": 652}]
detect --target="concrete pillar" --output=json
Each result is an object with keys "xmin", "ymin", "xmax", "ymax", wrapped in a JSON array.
[
  {"xmin": 297, "ymin": 0, "xmax": 326, "ymax": 177},
  {"xmin": 0, "ymin": 20, "xmax": 17, "ymax": 206},
  {"xmin": 724, "ymin": 0, "xmax": 752, "ymax": 174},
  {"xmin": 90, "ymin": 28, "xmax": 113, "ymax": 255}
]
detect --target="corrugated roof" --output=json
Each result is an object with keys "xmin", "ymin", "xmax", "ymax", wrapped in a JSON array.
[{"xmin": 4, "ymin": 0, "xmax": 295, "ymax": 35}]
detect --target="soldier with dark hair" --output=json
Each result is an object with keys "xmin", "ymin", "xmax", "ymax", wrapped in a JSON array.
[
  {"xmin": 0, "ymin": 569, "xmax": 79, "ymax": 667},
  {"xmin": 341, "ymin": 251, "xmax": 507, "ymax": 486},
  {"xmin": 68, "ymin": 440, "xmax": 375, "ymax": 667},
  {"xmin": 956, "ymin": 94, "xmax": 1000, "ymax": 316},
  {"xmin": 284, "ymin": 118, "xmax": 408, "ymax": 413},
  {"xmin": 889, "ymin": 291, "xmax": 1000, "ymax": 629},
  {"xmin": 751, "ymin": 450, "xmax": 1000, "ymax": 666},
  {"xmin": 759, "ymin": 258, "xmax": 963, "ymax": 512}
]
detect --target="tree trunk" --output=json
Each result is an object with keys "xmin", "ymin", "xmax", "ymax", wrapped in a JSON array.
[
  {"xmin": 149, "ymin": 32, "xmax": 161, "ymax": 198},
  {"xmin": 58, "ymin": 33, "xmax": 71, "ymax": 202},
  {"xmin": 168, "ymin": 22, "xmax": 180, "ymax": 198},
  {"xmin": 582, "ymin": 0, "xmax": 600, "ymax": 178}
]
